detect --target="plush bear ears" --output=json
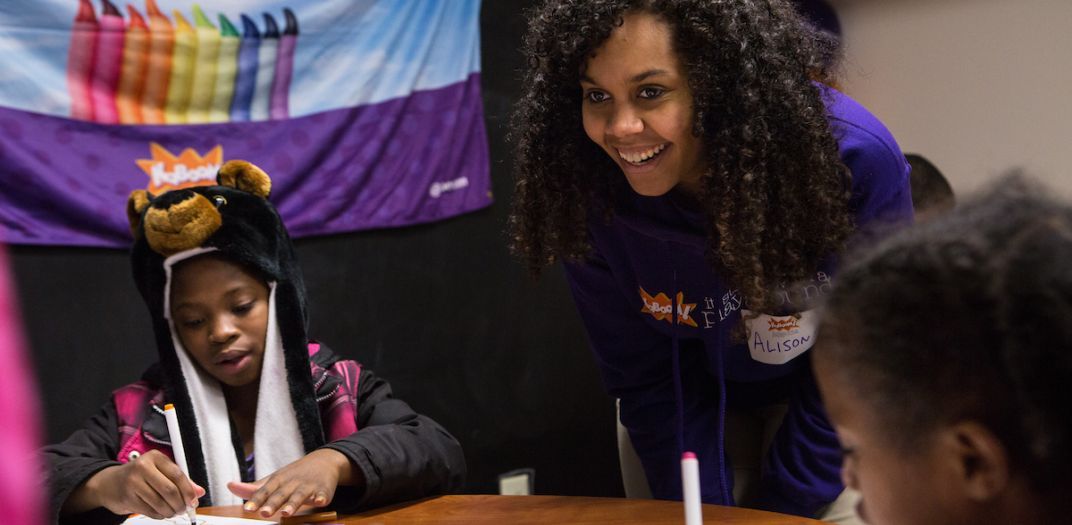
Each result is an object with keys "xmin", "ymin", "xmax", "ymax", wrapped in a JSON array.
[{"xmin": 126, "ymin": 160, "xmax": 273, "ymax": 254}]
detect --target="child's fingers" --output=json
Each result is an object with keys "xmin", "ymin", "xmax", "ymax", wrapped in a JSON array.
[
  {"xmin": 149, "ymin": 454, "xmax": 201, "ymax": 507},
  {"xmin": 256, "ymin": 480, "xmax": 303, "ymax": 517},
  {"xmin": 132, "ymin": 477, "xmax": 182, "ymax": 519},
  {"xmin": 141, "ymin": 466, "xmax": 191, "ymax": 517},
  {"xmin": 227, "ymin": 480, "xmax": 262, "ymax": 501},
  {"xmin": 244, "ymin": 477, "xmax": 281, "ymax": 514},
  {"xmin": 276, "ymin": 485, "xmax": 313, "ymax": 517}
]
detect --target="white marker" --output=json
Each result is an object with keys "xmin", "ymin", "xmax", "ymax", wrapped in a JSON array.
[
  {"xmin": 164, "ymin": 403, "xmax": 198, "ymax": 525},
  {"xmin": 681, "ymin": 451, "xmax": 702, "ymax": 525}
]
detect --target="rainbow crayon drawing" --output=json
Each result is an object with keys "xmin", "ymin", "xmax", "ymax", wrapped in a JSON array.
[
  {"xmin": 67, "ymin": 0, "xmax": 98, "ymax": 121},
  {"xmin": 140, "ymin": 0, "xmax": 173, "ymax": 124},
  {"xmin": 270, "ymin": 8, "xmax": 298, "ymax": 120},
  {"xmin": 186, "ymin": 4, "xmax": 219, "ymax": 123},
  {"xmin": 115, "ymin": 4, "xmax": 149, "ymax": 124},
  {"xmin": 250, "ymin": 12, "xmax": 279, "ymax": 121},
  {"xmin": 208, "ymin": 14, "xmax": 240, "ymax": 123},
  {"xmin": 90, "ymin": 0, "xmax": 125, "ymax": 124},
  {"xmin": 164, "ymin": 9, "xmax": 197, "ymax": 124},
  {"xmin": 65, "ymin": 3, "xmax": 301, "ymax": 125}
]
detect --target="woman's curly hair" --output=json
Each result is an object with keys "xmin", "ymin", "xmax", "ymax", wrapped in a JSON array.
[{"xmin": 509, "ymin": 0, "xmax": 853, "ymax": 310}]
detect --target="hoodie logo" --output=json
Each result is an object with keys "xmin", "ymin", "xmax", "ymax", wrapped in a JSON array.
[
  {"xmin": 136, "ymin": 142, "xmax": 223, "ymax": 195},
  {"xmin": 639, "ymin": 287, "xmax": 698, "ymax": 327}
]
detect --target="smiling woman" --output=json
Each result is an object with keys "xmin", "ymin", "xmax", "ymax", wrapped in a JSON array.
[
  {"xmin": 509, "ymin": 1, "xmax": 913, "ymax": 523},
  {"xmin": 578, "ymin": 12, "xmax": 704, "ymax": 197}
]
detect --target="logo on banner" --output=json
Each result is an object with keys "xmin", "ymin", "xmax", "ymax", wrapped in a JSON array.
[
  {"xmin": 639, "ymin": 287, "xmax": 698, "ymax": 327},
  {"xmin": 136, "ymin": 143, "xmax": 224, "ymax": 195}
]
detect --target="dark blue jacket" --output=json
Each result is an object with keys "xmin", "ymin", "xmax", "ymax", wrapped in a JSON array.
[{"xmin": 563, "ymin": 88, "xmax": 913, "ymax": 517}]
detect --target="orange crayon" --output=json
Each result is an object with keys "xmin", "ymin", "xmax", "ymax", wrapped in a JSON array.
[
  {"xmin": 116, "ymin": 4, "xmax": 149, "ymax": 124},
  {"xmin": 140, "ymin": 0, "xmax": 173, "ymax": 124}
]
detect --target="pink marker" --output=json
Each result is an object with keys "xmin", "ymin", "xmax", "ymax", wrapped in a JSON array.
[
  {"xmin": 90, "ymin": 0, "xmax": 126, "ymax": 124},
  {"xmin": 681, "ymin": 452, "xmax": 702, "ymax": 525},
  {"xmin": 67, "ymin": 0, "xmax": 98, "ymax": 121}
]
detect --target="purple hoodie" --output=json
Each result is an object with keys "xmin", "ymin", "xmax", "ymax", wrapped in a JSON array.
[{"xmin": 562, "ymin": 88, "xmax": 913, "ymax": 517}]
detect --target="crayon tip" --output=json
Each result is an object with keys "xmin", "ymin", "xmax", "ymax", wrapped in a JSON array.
[
  {"xmin": 240, "ymin": 14, "xmax": 260, "ymax": 38},
  {"xmin": 219, "ymin": 14, "xmax": 239, "ymax": 37},
  {"xmin": 101, "ymin": 0, "xmax": 121, "ymax": 17},
  {"xmin": 262, "ymin": 13, "xmax": 279, "ymax": 38},
  {"xmin": 75, "ymin": 0, "xmax": 98, "ymax": 23},
  {"xmin": 283, "ymin": 8, "xmax": 298, "ymax": 36},
  {"xmin": 144, "ymin": 0, "xmax": 162, "ymax": 18},
  {"xmin": 172, "ymin": 9, "xmax": 192, "ymax": 31},
  {"xmin": 126, "ymin": 4, "xmax": 147, "ymax": 29},
  {"xmin": 191, "ymin": 5, "xmax": 215, "ymax": 29}
]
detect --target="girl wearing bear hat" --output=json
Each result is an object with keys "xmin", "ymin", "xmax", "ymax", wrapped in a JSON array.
[{"xmin": 42, "ymin": 161, "xmax": 465, "ymax": 524}]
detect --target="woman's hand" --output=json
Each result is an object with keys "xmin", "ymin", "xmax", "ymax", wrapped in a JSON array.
[
  {"xmin": 65, "ymin": 450, "xmax": 205, "ymax": 519},
  {"xmin": 227, "ymin": 448, "xmax": 354, "ymax": 518}
]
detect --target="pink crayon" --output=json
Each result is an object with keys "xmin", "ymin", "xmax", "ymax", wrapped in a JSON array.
[
  {"xmin": 67, "ymin": 0, "xmax": 98, "ymax": 121},
  {"xmin": 90, "ymin": 0, "xmax": 125, "ymax": 124},
  {"xmin": 269, "ymin": 8, "xmax": 297, "ymax": 120}
]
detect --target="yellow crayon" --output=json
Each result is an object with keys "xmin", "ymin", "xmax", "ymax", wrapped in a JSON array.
[
  {"xmin": 208, "ymin": 14, "xmax": 240, "ymax": 123},
  {"xmin": 186, "ymin": 5, "xmax": 220, "ymax": 123},
  {"xmin": 164, "ymin": 9, "xmax": 197, "ymax": 124}
]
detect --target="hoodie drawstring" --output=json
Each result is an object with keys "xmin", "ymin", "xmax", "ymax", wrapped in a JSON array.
[{"xmin": 670, "ymin": 252, "xmax": 732, "ymax": 506}]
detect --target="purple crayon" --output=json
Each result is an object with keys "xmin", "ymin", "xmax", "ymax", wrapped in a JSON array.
[
  {"xmin": 269, "ymin": 8, "xmax": 298, "ymax": 120},
  {"xmin": 90, "ymin": 0, "xmax": 125, "ymax": 124},
  {"xmin": 229, "ymin": 14, "xmax": 260, "ymax": 121}
]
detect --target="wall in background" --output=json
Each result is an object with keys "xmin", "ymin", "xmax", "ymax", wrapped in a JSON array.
[
  {"xmin": 10, "ymin": 0, "xmax": 624, "ymax": 498},
  {"xmin": 833, "ymin": 0, "xmax": 1072, "ymax": 195}
]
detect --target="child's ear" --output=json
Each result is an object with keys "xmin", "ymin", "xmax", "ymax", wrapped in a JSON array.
[
  {"xmin": 127, "ymin": 189, "xmax": 151, "ymax": 235},
  {"xmin": 941, "ymin": 421, "xmax": 1012, "ymax": 502},
  {"xmin": 217, "ymin": 160, "xmax": 271, "ymax": 199}
]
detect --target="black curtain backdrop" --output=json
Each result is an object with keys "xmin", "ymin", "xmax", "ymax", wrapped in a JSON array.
[{"xmin": 8, "ymin": 1, "xmax": 623, "ymax": 498}]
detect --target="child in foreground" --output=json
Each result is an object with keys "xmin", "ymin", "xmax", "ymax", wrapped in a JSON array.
[
  {"xmin": 815, "ymin": 175, "xmax": 1071, "ymax": 525},
  {"xmin": 43, "ymin": 161, "xmax": 465, "ymax": 524}
]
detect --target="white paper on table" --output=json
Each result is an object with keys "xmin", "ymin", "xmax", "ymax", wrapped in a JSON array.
[{"xmin": 121, "ymin": 514, "xmax": 274, "ymax": 525}]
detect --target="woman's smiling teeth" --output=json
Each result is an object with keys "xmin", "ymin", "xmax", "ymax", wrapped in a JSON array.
[{"xmin": 619, "ymin": 143, "xmax": 668, "ymax": 165}]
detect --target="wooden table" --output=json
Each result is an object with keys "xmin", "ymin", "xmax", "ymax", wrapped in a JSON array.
[{"xmin": 201, "ymin": 495, "xmax": 827, "ymax": 524}]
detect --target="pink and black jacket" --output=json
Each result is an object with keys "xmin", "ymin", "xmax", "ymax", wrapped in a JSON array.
[{"xmin": 42, "ymin": 342, "xmax": 465, "ymax": 525}]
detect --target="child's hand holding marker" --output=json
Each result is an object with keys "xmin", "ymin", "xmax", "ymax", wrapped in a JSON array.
[
  {"xmin": 66, "ymin": 449, "xmax": 204, "ymax": 520},
  {"xmin": 227, "ymin": 448, "xmax": 361, "ymax": 518}
]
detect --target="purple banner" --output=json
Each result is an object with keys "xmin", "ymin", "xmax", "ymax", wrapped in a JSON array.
[{"xmin": 0, "ymin": 73, "xmax": 491, "ymax": 247}]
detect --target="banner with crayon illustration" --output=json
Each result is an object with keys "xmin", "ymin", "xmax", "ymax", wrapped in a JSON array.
[{"xmin": 0, "ymin": 0, "xmax": 489, "ymax": 247}]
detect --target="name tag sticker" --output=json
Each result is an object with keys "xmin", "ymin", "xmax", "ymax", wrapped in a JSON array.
[{"xmin": 743, "ymin": 309, "xmax": 818, "ymax": 365}]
